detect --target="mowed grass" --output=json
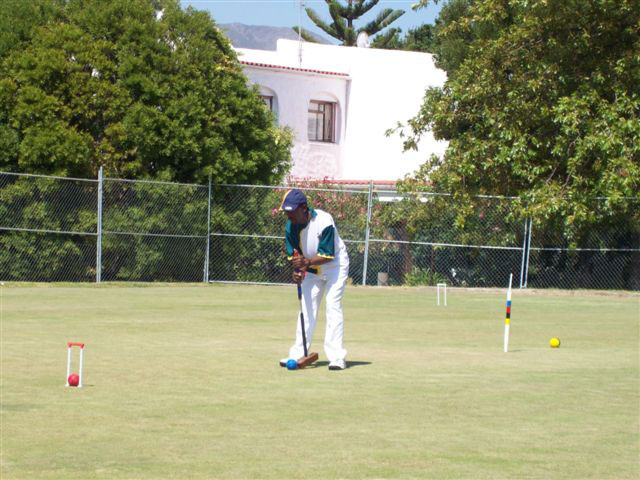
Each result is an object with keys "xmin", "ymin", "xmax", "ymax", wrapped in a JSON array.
[{"xmin": 0, "ymin": 284, "xmax": 638, "ymax": 480}]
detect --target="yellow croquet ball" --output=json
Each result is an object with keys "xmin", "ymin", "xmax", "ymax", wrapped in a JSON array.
[{"xmin": 549, "ymin": 337, "xmax": 561, "ymax": 348}]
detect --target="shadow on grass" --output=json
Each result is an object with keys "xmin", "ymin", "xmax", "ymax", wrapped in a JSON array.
[{"xmin": 310, "ymin": 360, "xmax": 372, "ymax": 369}]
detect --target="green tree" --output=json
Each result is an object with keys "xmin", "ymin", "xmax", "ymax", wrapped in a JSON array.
[
  {"xmin": 371, "ymin": 24, "xmax": 436, "ymax": 52},
  {"xmin": 294, "ymin": 0, "xmax": 404, "ymax": 46},
  {"xmin": 428, "ymin": 0, "xmax": 476, "ymax": 74},
  {"xmin": 0, "ymin": 0, "xmax": 65, "ymax": 59},
  {"xmin": 398, "ymin": 0, "xmax": 640, "ymax": 234},
  {"xmin": 372, "ymin": 1, "xmax": 474, "ymax": 63},
  {"xmin": 369, "ymin": 27, "xmax": 403, "ymax": 49},
  {"xmin": 0, "ymin": 0, "xmax": 292, "ymax": 185}
]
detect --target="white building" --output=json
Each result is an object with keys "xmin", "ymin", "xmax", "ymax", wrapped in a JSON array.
[{"xmin": 236, "ymin": 39, "xmax": 447, "ymax": 183}]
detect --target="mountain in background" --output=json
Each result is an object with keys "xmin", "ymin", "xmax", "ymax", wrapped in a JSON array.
[{"xmin": 219, "ymin": 23, "xmax": 332, "ymax": 50}]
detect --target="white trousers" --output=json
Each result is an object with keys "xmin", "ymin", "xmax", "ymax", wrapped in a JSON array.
[{"xmin": 288, "ymin": 263, "xmax": 349, "ymax": 363}]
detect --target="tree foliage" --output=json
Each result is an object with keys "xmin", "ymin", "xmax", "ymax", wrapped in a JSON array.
[
  {"xmin": 0, "ymin": 0, "xmax": 292, "ymax": 184},
  {"xmin": 370, "ymin": 24, "xmax": 436, "ymax": 52},
  {"xmin": 399, "ymin": 0, "xmax": 640, "ymax": 233},
  {"xmin": 296, "ymin": 0, "xmax": 404, "ymax": 46},
  {"xmin": 427, "ymin": 0, "xmax": 476, "ymax": 74}
]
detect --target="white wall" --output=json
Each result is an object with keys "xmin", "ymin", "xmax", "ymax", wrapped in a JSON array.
[
  {"xmin": 237, "ymin": 48, "xmax": 349, "ymax": 178},
  {"xmin": 236, "ymin": 40, "xmax": 447, "ymax": 182}
]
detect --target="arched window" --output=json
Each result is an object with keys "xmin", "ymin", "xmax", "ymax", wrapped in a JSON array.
[{"xmin": 258, "ymin": 86, "xmax": 278, "ymax": 118}]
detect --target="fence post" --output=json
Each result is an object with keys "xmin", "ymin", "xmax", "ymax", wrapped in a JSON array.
[
  {"xmin": 523, "ymin": 218, "xmax": 533, "ymax": 288},
  {"xmin": 361, "ymin": 180, "xmax": 374, "ymax": 285},
  {"xmin": 96, "ymin": 166, "xmax": 103, "ymax": 283},
  {"xmin": 203, "ymin": 175, "xmax": 212, "ymax": 283},
  {"xmin": 519, "ymin": 218, "xmax": 528, "ymax": 288}
]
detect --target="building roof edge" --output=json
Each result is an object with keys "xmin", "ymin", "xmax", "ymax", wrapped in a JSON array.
[{"xmin": 238, "ymin": 60, "xmax": 350, "ymax": 78}]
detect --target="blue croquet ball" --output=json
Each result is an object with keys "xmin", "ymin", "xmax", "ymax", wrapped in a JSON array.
[{"xmin": 286, "ymin": 359, "xmax": 298, "ymax": 370}]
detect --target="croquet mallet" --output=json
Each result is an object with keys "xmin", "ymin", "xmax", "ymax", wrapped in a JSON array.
[{"xmin": 293, "ymin": 250, "xmax": 318, "ymax": 368}]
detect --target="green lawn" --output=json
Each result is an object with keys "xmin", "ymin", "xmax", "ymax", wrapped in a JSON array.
[{"xmin": 1, "ymin": 284, "xmax": 638, "ymax": 479}]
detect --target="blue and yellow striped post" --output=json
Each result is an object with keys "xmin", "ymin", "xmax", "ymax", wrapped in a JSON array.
[{"xmin": 504, "ymin": 273, "xmax": 513, "ymax": 352}]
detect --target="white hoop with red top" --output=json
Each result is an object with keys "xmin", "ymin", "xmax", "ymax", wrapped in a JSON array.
[{"xmin": 66, "ymin": 342, "xmax": 85, "ymax": 387}]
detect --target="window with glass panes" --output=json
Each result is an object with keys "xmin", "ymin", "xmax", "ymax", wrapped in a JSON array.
[
  {"xmin": 261, "ymin": 95, "xmax": 273, "ymax": 111},
  {"xmin": 308, "ymin": 101, "xmax": 335, "ymax": 142}
]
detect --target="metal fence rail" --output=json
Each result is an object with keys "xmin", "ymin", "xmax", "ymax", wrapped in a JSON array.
[{"xmin": 1, "ymin": 171, "xmax": 638, "ymax": 290}]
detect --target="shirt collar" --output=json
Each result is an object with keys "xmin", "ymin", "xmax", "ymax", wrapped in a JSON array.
[{"xmin": 300, "ymin": 208, "xmax": 317, "ymax": 229}]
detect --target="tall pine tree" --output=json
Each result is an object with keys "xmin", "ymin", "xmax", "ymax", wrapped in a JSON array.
[{"xmin": 293, "ymin": 0, "xmax": 404, "ymax": 46}]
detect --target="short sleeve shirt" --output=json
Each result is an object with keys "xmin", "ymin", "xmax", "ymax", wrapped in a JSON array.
[{"xmin": 285, "ymin": 208, "xmax": 348, "ymax": 274}]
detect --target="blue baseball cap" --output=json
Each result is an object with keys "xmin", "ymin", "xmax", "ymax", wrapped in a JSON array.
[{"xmin": 279, "ymin": 189, "xmax": 307, "ymax": 212}]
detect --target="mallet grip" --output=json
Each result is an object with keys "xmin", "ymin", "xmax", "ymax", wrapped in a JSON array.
[{"xmin": 293, "ymin": 250, "xmax": 304, "ymax": 299}]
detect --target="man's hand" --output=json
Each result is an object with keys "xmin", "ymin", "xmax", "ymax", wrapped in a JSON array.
[
  {"xmin": 291, "ymin": 254, "xmax": 309, "ymax": 271},
  {"xmin": 291, "ymin": 249, "xmax": 310, "ymax": 271},
  {"xmin": 292, "ymin": 249, "xmax": 308, "ymax": 284}
]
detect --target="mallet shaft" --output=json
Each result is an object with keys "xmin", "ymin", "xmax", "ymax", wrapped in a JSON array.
[{"xmin": 298, "ymin": 283, "xmax": 309, "ymax": 357}]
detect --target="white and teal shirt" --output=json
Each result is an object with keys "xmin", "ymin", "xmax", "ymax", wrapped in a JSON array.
[{"xmin": 285, "ymin": 208, "xmax": 349, "ymax": 274}]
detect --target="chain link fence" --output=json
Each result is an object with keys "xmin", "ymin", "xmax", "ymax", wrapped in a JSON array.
[
  {"xmin": 526, "ymin": 197, "xmax": 640, "ymax": 290},
  {"xmin": 101, "ymin": 178, "xmax": 209, "ymax": 282},
  {"xmin": 0, "ymin": 173, "xmax": 98, "ymax": 281},
  {"xmin": 1, "ymin": 171, "xmax": 638, "ymax": 290}
]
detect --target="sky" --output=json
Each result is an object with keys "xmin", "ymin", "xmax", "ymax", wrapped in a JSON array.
[{"xmin": 180, "ymin": 1, "xmax": 444, "ymax": 42}]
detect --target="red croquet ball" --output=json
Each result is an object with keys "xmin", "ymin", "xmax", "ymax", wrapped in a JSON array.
[{"xmin": 68, "ymin": 373, "xmax": 80, "ymax": 387}]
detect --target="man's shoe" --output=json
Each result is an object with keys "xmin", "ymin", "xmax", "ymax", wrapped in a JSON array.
[{"xmin": 328, "ymin": 359, "xmax": 346, "ymax": 370}]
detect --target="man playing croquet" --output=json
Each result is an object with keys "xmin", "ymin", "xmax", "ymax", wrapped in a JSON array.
[{"xmin": 279, "ymin": 189, "xmax": 350, "ymax": 370}]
